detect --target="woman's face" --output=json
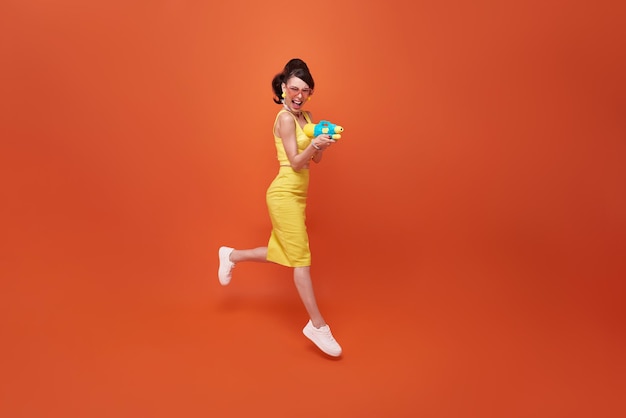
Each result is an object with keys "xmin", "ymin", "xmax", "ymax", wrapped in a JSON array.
[{"xmin": 282, "ymin": 77, "xmax": 312, "ymax": 112}]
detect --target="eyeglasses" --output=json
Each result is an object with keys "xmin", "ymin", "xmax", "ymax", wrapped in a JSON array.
[{"xmin": 286, "ymin": 85, "xmax": 312, "ymax": 96}]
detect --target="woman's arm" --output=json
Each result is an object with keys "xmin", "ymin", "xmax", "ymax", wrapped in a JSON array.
[
  {"xmin": 276, "ymin": 112, "xmax": 332, "ymax": 171},
  {"xmin": 307, "ymin": 111, "xmax": 334, "ymax": 164},
  {"xmin": 311, "ymin": 148, "xmax": 323, "ymax": 164}
]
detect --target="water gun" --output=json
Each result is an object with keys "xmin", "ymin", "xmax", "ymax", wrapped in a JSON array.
[{"xmin": 303, "ymin": 120, "xmax": 344, "ymax": 140}]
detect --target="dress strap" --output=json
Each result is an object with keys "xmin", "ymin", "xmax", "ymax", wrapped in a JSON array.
[{"xmin": 278, "ymin": 109, "xmax": 312, "ymax": 124}]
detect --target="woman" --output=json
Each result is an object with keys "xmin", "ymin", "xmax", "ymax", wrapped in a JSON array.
[{"xmin": 218, "ymin": 58, "xmax": 342, "ymax": 357}]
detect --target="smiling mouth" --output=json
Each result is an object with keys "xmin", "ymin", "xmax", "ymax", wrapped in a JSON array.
[{"xmin": 291, "ymin": 99, "xmax": 302, "ymax": 108}]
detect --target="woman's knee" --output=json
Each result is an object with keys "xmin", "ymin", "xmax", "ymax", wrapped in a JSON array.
[{"xmin": 293, "ymin": 266, "xmax": 311, "ymax": 280}]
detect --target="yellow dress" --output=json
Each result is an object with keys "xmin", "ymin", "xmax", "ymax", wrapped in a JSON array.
[{"xmin": 266, "ymin": 110, "xmax": 313, "ymax": 267}]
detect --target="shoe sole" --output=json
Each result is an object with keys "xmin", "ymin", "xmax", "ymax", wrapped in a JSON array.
[
  {"xmin": 218, "ymin": 247, "xmax": 233, "ymax": 286},
  {"xmin": 303, "ymin": 327, "xmax": 342, "ymax": 357}
]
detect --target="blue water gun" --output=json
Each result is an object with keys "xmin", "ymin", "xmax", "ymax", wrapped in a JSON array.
[{"xmin": 303, "ymin": 120, "xmax": 344, "ymax": 140}]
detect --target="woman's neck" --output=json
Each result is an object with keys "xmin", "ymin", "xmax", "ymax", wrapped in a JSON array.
[{"xmin": 282, "ymin": 102, "xmax": 302, "ymax": 117}]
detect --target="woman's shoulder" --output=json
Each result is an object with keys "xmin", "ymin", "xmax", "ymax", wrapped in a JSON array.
[
  {"xmin": 277, "ymin": 109, "xmax": 293, "ymax": 121},
  {"xmin": 275, "ymin": 110, "xmax": 296, "ymax": 133}
]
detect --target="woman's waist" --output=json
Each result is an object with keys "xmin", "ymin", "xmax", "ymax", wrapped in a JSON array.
[
  {"xmin": 269, "ymin": 167, "xmax": 310, "ymax": 190},
  {"xmin": 279, "ymin": 164, "xmax": 309, "ymax": 170}
]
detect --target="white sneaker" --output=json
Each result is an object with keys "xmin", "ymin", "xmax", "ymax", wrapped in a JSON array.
[
  {"xmin": 218, "ymin": 246, "xmax": 235, "ymax": 285},
  {"xmin": 303, "ymin": 320, "xmax": 343, "ymax": 357}
]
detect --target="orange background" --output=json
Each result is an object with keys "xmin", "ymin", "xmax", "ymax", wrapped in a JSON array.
[{"xmin": 1, "ymin": 1, "xmax": 625, "ymax": 417}]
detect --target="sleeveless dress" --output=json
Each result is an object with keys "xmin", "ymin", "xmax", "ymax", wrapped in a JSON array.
[{"xmin": 266, "ymin": 110, "xmax": 314, "ymax": 267}]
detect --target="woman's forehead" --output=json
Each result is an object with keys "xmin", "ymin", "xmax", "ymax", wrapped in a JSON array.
[{"xmin": 286, "ymin": 76, "xmax": 309, "ymax": 88}]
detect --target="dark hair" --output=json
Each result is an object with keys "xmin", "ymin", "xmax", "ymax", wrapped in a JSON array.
[{"xmin": 271, "ymin": 58, "xmax": 315, "ymax": 104}]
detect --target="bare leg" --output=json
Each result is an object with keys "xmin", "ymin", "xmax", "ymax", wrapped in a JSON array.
[
  {"xmin": 230, "ymin": 247, "xmax": 268, "ymax": 263},
  {"xmin": 293, "ymin": 266, "xmax": 326, "ymax": 328},
  {"xmin": 224, "ymin": 249, "xmax": 327, "ymax": 327}
]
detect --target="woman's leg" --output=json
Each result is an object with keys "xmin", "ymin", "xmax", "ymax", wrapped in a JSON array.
[
  {"xmin": 293, "ymin": 266, "xmax": 326, "ymax": 328},
  {"xmin": 295, "ymin": 266, "xmax": 343, "ymax": 356},
  {"xmin": 230, "ymin": 247, "xmax": 268, "ymax": 263}
]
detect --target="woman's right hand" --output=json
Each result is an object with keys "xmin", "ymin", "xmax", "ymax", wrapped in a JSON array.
[{"xmin": 312, "ymin": 134, "xmax": 334, "ymax": 151}]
